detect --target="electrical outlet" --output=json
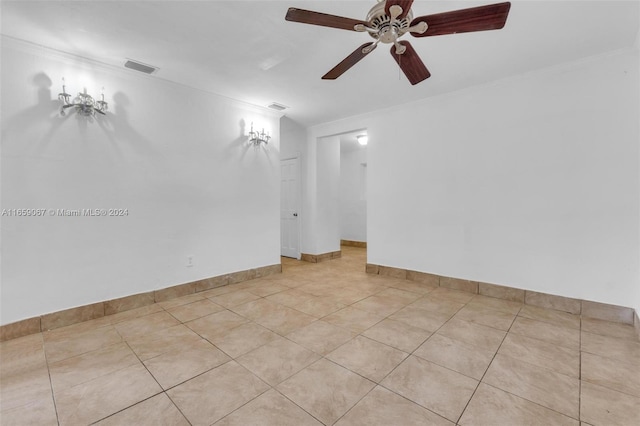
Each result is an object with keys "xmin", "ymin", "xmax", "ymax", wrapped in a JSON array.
[{"xmin": 186, "ymin": 255, "xmax": 194, "ymax": 267}]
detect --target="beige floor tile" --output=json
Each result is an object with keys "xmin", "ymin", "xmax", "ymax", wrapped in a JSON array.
[
  {"xmin": 459, "ymin": 383, "xmax": 578, "ymax": 425},
  {"xmin": 166, "ymin": 298, "xmax": 225, "ymax": 322},
  {"xmin": 580, "ymin": 381, "xmax": 640, "ymax": 426},
  {"xmin": 215, "ymin": 388, "xmax": 323, "ymax": 426},
  {"xmin": 1, "ymin": 334, "xmax": 47, "ymax": 378},
  {"xmin": 54, "ymin": 363, "xmax": 162, "ymax": 426},
  {"xmin": 144, "ymin": 338, "xmax": 231, "ymax": 389},
  {"xmin": 236, "ymin": 336, "xmax": 319, "ymax": 385},
  {"xmin": 186, "ymin": 309, "xmax": 249, "ymax": 341},
  {"xmin": 437, "ymin": 318, "xmax": 506, "ymax": 352},
  {"xmin": 467, "ymin": 295, "xmax": 523, "ymax": 315},
  {"xmin": 0, "ymin": 392, "xmax": 58, "ymax": 426},
  {"xmin": 49, "ymin": 342, "xmax": 140, "ymax": 392},
  {"xmin": 428, "ymin": 287, "xmax": 476, "ymax": 304},
  {"xmin": 208, "ymin": 290, "xmax": 262, "ymax": 308},
  {"xmin": 277, "ymin": 358, "xmax": 375, "ymax": 425},
  {"xmin": 246, "ymin": 282, "xmax": 290, "ymax": 297},
  {"xmin": 581, "ymin": 317, "xmax": 638, "ymax": 341},
  {"xmin": 375, "ymin": 287, "xmax": 423, "ymax": 304},
  {"xmin": 265, "ymin": 288, "xmax": 316, "ymax": 308},
  {"xmin": 43, "ymin": 325, "xmax": 122, "ymax": 363},
  {"xmin": 381, "ymin": 355, "xmax": 478, "ymax": 422},
  {"xmin": 168, "ymin": 361, "xmax": 269, "ymax": 426},
  {"xmin": 483, "ymin": 353, "xmax": 579, "ymax": 419},
  {"xmin": 330, "ymin": 288, "xmax": 375, "ymax": 305},
  {"xmin": 323, "ymin": 306, "xmax": 385, "ymax": 333},
  {"xmin": 327, "ymin": 336, "xmax": 408, "ymax": 382},
  {"xmin": 362, "ymin": 318, "xmax": 431, "ymax": 353},
  {"xmin": 4, "ymin": 248, "xmax": 640, "ymax": 426},
  {"xmin": 126, "ymin": 324, "xmax": 202, "ymax": 361},
  {"xmin": 581, "ymin": 331, "xmax": 640, "ymax": 365},
  {"xmin": 0, "ymin": 366, "xmax": 53, "ymax": 412},
  {"xmin": 335, "ymin": 385, "xmax": 454, "ymax": 426},
  {"xmin": 510, "ymin": 316, "xmax": 580, "ymax": 350},
  {"xmin": 414, "ymin": 333, "xmax": 495, "ymax": 380},
  {"xmin": 409, "ymin": 296, "xmax": 466, "ymax": 315},
  {"xmin": 453, "ymin": 303, "xmax": 516, "ymax": 331},
  {"xmin": 114, "ymin": 311, "xmax": 181, "ymax": 340},
  {"xmin": 519, "ymin": 305, "xmax": 581, "ymax": 329},
  {"xmin": 351, "ymin": 295, "xmax": 407, "ymax": 317},
  {"xmin": 389, "ymin": 305, "xmax": 451, "ymax": 332},
  {"xmin": 499, "ymin": 333, "xmax": 580, "ymax": 378},
  {"xmin": 581, "ymin": 352, "xmax": 640, "ymax": 397},
  {"xmin": 95, "ymin": 393, "xmax": 189, "ymax": 425},
  {"xmin": 210, "ymin": 322, "xmax": 279, "ymax": 358},
  {"xmin": 230, "ymin": 298, "xmax": 284, "ymax": 320},
  {"xmin": 292, "ymin": 295, "xmax": 346, "ymax": 318},
  {"xmin": 249, "ymin": 304, "xmax": 317, "ymax": 335},
  {"xmin": 286, "ymin": 320, "xmax": 356, "ymax": 355}
]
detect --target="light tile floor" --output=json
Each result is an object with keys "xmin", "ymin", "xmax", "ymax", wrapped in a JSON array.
[{"xmin": 1, "ymin": 247, "xmax": 639, "ymax": 425}]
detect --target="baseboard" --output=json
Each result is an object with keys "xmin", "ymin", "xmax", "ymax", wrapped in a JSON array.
[
  {"xmin": 366, "ymin": 262, "xmax": 638, "ymax": 328},
  {"xmin": 0, "ymin": 263, "xmax": 282, "ymax": 342},
  {"xmin": 300, "ymin": 250, "xmax": 342, "ymax": 263},
  {"xmin": 340, "ymin": 240, "xmax": 367, "ymax": 248}
]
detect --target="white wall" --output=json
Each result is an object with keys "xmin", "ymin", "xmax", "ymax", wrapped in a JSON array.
[
  {"xmin": 340, "ymin": 146, "xmax": 367, "ymax": 242},
  {"xmin": 308, "ymin": 48, "xmax": 639, "ymax": 311},
  {"xmin": 315, "ymin": 136, "xmax": 341, "ymax": 253},
  {"xmin": 1, "ymin": 38, "xmax": 281, "ymax": 324}
]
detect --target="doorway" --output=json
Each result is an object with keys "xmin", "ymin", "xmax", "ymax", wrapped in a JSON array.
[{"xmin": 339, "ymin": 130, "xmax": 367, "ymax": 247}]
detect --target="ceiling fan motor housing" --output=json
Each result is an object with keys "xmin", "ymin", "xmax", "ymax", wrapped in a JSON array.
[{"xmin": 366, "ymin": 1, "xmax": 413, "ymax": 44}]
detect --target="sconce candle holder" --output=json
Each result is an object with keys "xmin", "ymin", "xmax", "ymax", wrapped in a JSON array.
[
  {"xmin": 58, "ymin": 78, "xmax": 108, "ymax": 117},
  {"xmin": 248, "ymin": 122, "xmax": 270, "ymax": 146}
]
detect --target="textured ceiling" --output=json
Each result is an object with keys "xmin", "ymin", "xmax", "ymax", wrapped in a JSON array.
[{"xmin": 1, "ymin": 1, "xmax": 638, "ymax": 126}]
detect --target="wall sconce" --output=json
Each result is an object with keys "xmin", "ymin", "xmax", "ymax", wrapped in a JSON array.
[
  {"xmin": 58, "ymin": 77, "xmax": 108, "ymax": 117},
  {"xmin": 248, "ymin": 122, "xmax": 270, "ymax": 146},
  {"xmin": 357, "ymin": 134, "xmax": 368, "ymax": 146}
]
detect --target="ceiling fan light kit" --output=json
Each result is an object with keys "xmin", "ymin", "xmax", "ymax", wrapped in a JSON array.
[{"xmin": 285, "ymin": 0, "xmax": 511, "ymax": 85}]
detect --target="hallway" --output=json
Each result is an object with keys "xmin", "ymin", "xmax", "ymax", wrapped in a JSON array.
[{"xmin": 1, "ymin": 247, "xmax": 639, "ymax": 425}]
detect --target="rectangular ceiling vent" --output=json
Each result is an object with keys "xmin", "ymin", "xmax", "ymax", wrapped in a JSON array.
[
  {"xmin": 268, "ymin": 103, "xmax": 288, "ymax": 111},
  {"xmin": 124, "ymin": 59, "xmax": 158, "ymax": 75}
]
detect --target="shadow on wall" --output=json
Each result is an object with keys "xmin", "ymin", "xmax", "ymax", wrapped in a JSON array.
[
  {"xmin": 223, "ymin": 118, "xmax": 278, "ymax": 169},
  {"xmin": 224, "ymin": 118, "xmax": 251, "ymax": 160},
  {"xmin": 1, "ymin": 72, "xmax": 160, "ymax": 164}
]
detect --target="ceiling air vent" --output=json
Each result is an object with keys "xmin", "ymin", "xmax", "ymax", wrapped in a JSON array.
[
  {"xmin": 268, "ymin": 103, "xmax": 287, "ymax": 111},
  {"xmin": 124, "ymin": 59, "xmax": 158, "ymax": 75}
]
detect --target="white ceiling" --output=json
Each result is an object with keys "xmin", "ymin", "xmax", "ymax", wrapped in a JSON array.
[{"xmin": 2, "ymin": 1, "xmax": 638, "ymax": 127}]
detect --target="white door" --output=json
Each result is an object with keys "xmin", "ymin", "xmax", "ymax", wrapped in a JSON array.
[{"xmin": 281, "ymin": 157, "xmax": 300, "ymax": 258}]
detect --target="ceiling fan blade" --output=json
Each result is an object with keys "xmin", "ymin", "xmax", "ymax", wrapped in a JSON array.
[
  {"xmin": 323, "ymin": 43, "xmax": 376, "ymax": 80},
  {"xmin": 322, "ymin": 42, "xmax": 376, "ymax": 80},
  {"xmin": 410, "ymin": 2, "xmax": 511, "ymax": 37},
  {"xmin": 385, "ymin": 0, "xmax": 414, "ymax": 20},
  {"xmin": 390, "ymin": 41, "xmax": 430, "ymax": 85},
  {"xmin": 285, "ymin": 7, "xmax": 368, "ymax": 31}
]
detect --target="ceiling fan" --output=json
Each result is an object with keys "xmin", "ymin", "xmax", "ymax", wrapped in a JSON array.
[{"xmin": 285, "ymin": 0, "xmax": 511, "ymax": 85}]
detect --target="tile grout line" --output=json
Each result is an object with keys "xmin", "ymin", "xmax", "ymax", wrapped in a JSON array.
[
  {"xmin": 454, "ymin": 303, "xmax": 522, "ymax": 424},
  {"xmin": 578, "ymin": 315, "xmax": 583, "ymax": 423},
  {"xmin": 40, "ymin": 332, "xmax": 62, "ymax": 426}
]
